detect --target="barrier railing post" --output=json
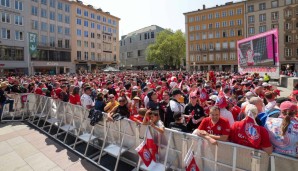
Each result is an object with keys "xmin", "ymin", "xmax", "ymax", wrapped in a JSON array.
[
  {"xmin": 214, "ymin": 144, "xmax": 218, "ymax": 171},
  {"xmin": 163, "ymin": 131, "xmax": 172, "ymax": 171},
  {"xmin": 97, "ymin": 120, "xmax": 111, "ymax": 165},
  {"xmin": 182, "ymin": 138, "xmax": 188, "ymax": 168},
  {"xmin": 251, "ymin": 151, "xmax": 261, "ymax": 171},
  {"xmin": 270, "ymin": 156, "xmax": 275, "ymax": 171},
  {"xmin": 232, "ymin": 147, "xmax": 237, "ymax": 171}
]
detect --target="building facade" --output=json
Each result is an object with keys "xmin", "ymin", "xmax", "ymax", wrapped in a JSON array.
[
  {"xmin": 245, "ymin": 0, "xmax": 298, "ymax": 71},
  {"xmin": 119, "ymin": 25, "xmax": 165, "ymax": 70},
  {"xmin": 184, "ymin": 2, "xmax": 245, "ymax": 72},
  {"xmin": 0, "ymin": 0, "xmax": 28, "ymax": 76},
  {"xmin": 70, "ymin": 0, "xmax": 120, "ymax": 73}
]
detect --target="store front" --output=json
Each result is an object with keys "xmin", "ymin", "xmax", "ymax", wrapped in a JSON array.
[
  {"xmin": 222, "ymin": 65, "xmax": 231, "ymax": 72},
  {"xmin": 32, "ymin": 61, "xmax": 73, "ymax": 75}
]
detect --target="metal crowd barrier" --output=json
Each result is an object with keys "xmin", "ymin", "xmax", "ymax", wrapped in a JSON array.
[{"xmin": 1, "ymin": 94, "xmax": 298, "ymax": 171}]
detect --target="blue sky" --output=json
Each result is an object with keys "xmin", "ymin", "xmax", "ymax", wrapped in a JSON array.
[{"xmin": 82, "ymin": 0, "xmax": 236, "ymax": 36}]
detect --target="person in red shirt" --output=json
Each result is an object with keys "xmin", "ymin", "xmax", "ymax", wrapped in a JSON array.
[
  {"xmin": 193, "ymin": 106, "xmax": 230, "ymax": 145},
  {"xmin": 69, "ymin": 86, "xmax": 81, "ymax": 105},
  {"xmin": 34, "ymin": 83, "xmax": 44, "ymax": 95},
  {"xmin": 230, "ymin": 104, "xmax": 273, "ymax": 155}
]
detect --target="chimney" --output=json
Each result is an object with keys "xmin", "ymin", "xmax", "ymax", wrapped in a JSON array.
[{"xmin": 203, "ymin": 4, "xmax": 206, "ymax": 10}]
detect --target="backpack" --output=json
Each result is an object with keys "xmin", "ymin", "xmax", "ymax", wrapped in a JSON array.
[{"xmin": 258, "ymin": 109, "xmax": 281, "ymax": 127}]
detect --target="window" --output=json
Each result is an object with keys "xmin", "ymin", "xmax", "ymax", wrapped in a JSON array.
[
  {"xmin": 202, "ymin": 44, "xmax": 207, "ymax": 50},
  {"xmin": 285, "ymin": 10, "xmax": 292, "ymax": 17},
  {"xmin": 41, "ymin": 22, "xmax": 47, "ymax": 31},
  {"xmin": 230, "ymin": 53, "xmax": 236, "ymax": 60},
  {"xmin": 196, "ymin": 44, "xmax": 200, "ymax": 51},
  {"xmin": 259, "ymin": 3, "xmax": 266, "ymax": 10},
  {"xmin": 195, "ymin": 16, "xmax": 200, "ymax": 21},
  {"xmin": 91, "ymin": 32, "xmax": 95, "ymax": 38},
  {"xmin": 14, "ymin": 15, "xmax": 23, "ymax": 25},
  {"xmin": 15, "ymin": 0, "xmax": 23, "ymax": 10},
  {"xmin": 31, "ymin": 6, "xmax": 38, "ymax": 16},
  {"xmin": 208, "ymin": 23, "xmax": 212, "ymax": 29},
  {"xmin": 259, "ymin": 25, "xmax": 266, "ymax": 33},
  {"xmin": 77, "ymin": 29, "xmax": 81, "ymax": 36},
  {"xmin": 238, "ymin": 29, "xmax": 243, "ymax": 36},
  {"xmin": 91, "ymin": 42, "xmax": 95, "ymax": 48},
  {"xmin": 91, "ymin": 22, "xmax": 95, "ymax": 28},
  {"xmin": 285, "ymin": 35, "xmax": 292, "ymax": 42},
  {"xmin": 237, "ymin": 8, "xmax": 242, "ymax": 15},
  {"xmin": 203, "ymin": 55, "xmax": 207, "ymax": 62},
  {"xmin": 230, "ymin": 41, "xmax": 235, "ymax": 49},
  {"xmin": 41, "ymin": 0, "xmax": 47, "ymax": 5},
  {"xmin": 222, "ymin": 21, "xmax": 227, "ymax": 27},
  {"xmin": 216, "ymin": 54, "xmax": 221, "ymax": 61},
  {"xmin": 208, "ymin": 32, "xmax": 213, "ymax": 39},
  {"xmin": 285, "ymin": 23, "xmax": 292, "ymax": 30},
  {"xmin": 57, "ymin": 13, "xmax": 63, "ymax": 22},
  {"xmin": 77, "ymin": 51, "xmax": 81, "ymax": 60},
  {"xmin": 91, "ymin": 52, "xmax": 95, "ymax": 60},
  {"xmin": 57, "ymin": 26, "xmax": 62, "ymax": 34},
  {"xmin": 215, "ymin": 22, "xmax": 220, "ymax": 28},
  {"xmin": 189, "ymin": 26, "xmax": 194, "ymax": 31},
  {"xmin": 248, "ymin": 5, "xmax": 254, "ymax": 12},
  {"xmin": 97, "ymin": 24, "xmax": 101, "ymax": 30},
  {"xmin": 50, "ymin": 0, "xmax": 55, "ymax": 8},
  {"xmin": 151, "ymin": 32, "xmax": 154, "ymax": 38},
  {"xmin": 285, "ymin": 48, "xmax": 292, "ymax": 56},
  {"xmin": 196, "ymin": 33, "xmax": 200, "ymax": 40},
  {"xmin": 103, "ymin": 17, "xmax": 106, "ymax": 22},
  {"xmin": 190, "ymin": 34, "xmax": 194, "ymax": 41},
  {"xmin": 50, "ymin": 24, "xmax": 55, "ymax": 33},
  {"xmin": 50, "ymin": 37, "xmax": 55, "ymax": 47},
  {"xmin": 259, "ymin": 14, "xmax": 266, "ymax": 22},
  {"xmin": 65, "ymin": 15, "xmax": 70, "ymax": 24},
  {"xmin": 84, "ymin": 41, "xmax": 88, "ymax": 47},
  {"xmin": 190, "ymin": 45, "xmax": 194, "ymax": 51},
  {"xmin": 202, "ymin": 15, "xmax": 206, "ymax": 20},
  {"xmin": 50, "ymin": 11, "xmax": 55, "ymax": 20},
  {"xmin": 223, "ymin": 42, "xmax": 228, "ymax": 49},
  {"xmin": 58, "ymin": 40, "xmax": 62, "ymax": 47},
  {"xmin": 215, "ymin": 12, "xmax": 220, "ymax": 18},
  {"xmin": 237, "ymin": 19, "xmax": 242, "ymax": 26},
  {"xmin": 209, "ymin": 43, "xmax": 214, "ymax": 50},
  {"xmin": 1, "ymin": 28, "xmax": 10, "ymax": 39},
  {"xmin": 229, "ymin": 10, "xmax": 234, "ymax": 16},
  {"xmin": 84, "ymin": 11, "xmax": 88, "ymax": 17},
  {"xmin": 65, "ymin": 40, "xmax": 70, "ymax": 49},
  {"xmin": 272, "ymin": 12, "xmax": 279, "ymax": 20},
  {"xmin": 91, "ymin": 13, "xmax": 95, "ymax": 19},
  {"xmin": 65, "ymin": 28, "xmax": 70, "ymax": 35},
  {"xmin": 41, "ymin": 9, "xmax": 47, "ymax": 18},
  {"xmin": 230, "ymin": 20, "xmax": 234, "ymax": 26},
  {"xmin": 57, "ymin": 2, "xmax": 63, "ymax": 10},
  {"xmin": 248, "ymin": 27, "xmax": 255, "ymax": 34},
  {"xmin": 208, "ymin": 13, "xmax": 213, "ymax": 19},
  {"xmin": 248, "ymin": 16, "xmax": 254, "ymax": 23},
  {"xmin": 41, "ymin": 35, "xmax": 47, "ymax": 45},
  {"xmin": 223, "ymin": 53, "xmax": 228, "ymax": 60},
  {"xmin": 32, "ymin": 20, "xmax": 38, "ymax": 30},
  {"xmin": 1, "ymin": 0, "xmax": 10, "ymax": 7},
  {"xmin": 215, "ymin": 31, "xmax": 220, "ymax": 38},
  {"xmin": 271, "ymin": 1, "xmax": 278, "ymax": 8},
  {"xmin": 65, "ymin": 4, "xmax": 70, "ymax": 12},
  {"xmin": 202, "ymin": 24, "xmax": 206, "ymax": 30},
  {"xmin": 196, "ymin": 25, "xmax": 200, "ymax": 30},
  {"xmin": 197, "ymin": 55, "xmax": 201, "ymax": 61},
  {"xmin": 285, "ymin": 0, "xmax": 292, "ymax": 5},
  {"xmin": 77, "ymin": 8, "xmax": 81, "ymax": 15},
  {"xmin": 190, "ymin": 55, "xmax": 194, "ymax": 62},
  {"xmin": 223, "ymin": 31, "xmax": 227, "ymax": 38},
  {"xmin": 222, "ymin": 11, "xmax": 227, "ymax": 17},
  {"xmin": 209, "ymin": 54, "xmax": 214, "ymax": 61},
  {"xmin": 84, "ymin": 31, "xmax": 88, "ymax": 37},
  {"xmin": 84, "ymin": 20, "xmax": 88, "ymax": 27},
  {"xmin": 188, "ymin": 17, "xmax": 194, "ymax": 22},
  {"xmin": 202, "ymin": 33, "xmax": 206, "ymax": 40},
  {"xmin": 230, "ymin": 29, "xmax": 235, "ymax": 36},
  {"xmin": 215, "ymin": 43, "xmax": 220, "ymax": 50},
  {"xmin": 272, "ymin": 24, "xmax": 279, "ymax": 29},
  {"xmin": 84, "ymin": 52, "xmax": 88, "ymax": 60},
  {"xmin": 97, "ymin": 15, "xmax": 101, "ymax": 21}
]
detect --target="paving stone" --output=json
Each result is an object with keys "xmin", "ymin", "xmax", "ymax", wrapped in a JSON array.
[
  {"xmin": 0, "ymin": 141, "xmax": 14, "ymax": 156},
  {"xmin": 0, "ymin": 152, "xmax": 27, "ymax": 171},
  {"xmin": 6, "ymin": 136, "xmax": 27, "ymax": 146},
  {"xmin": 24, "ymin": 153, "xmax": 57, "ymax": 171},
  {"xmin": 15, "ymin": 165, "xmax": 34, "ymax": 171},
  {"xmin": 12, "ymin": 142, "xmax": 39, "ymax": 159}
]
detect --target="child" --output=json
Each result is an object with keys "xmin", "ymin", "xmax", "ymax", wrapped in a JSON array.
[
  {"xmin": 169, "ymin": 112, "xmax": 188, "ymax": 133},
  {"xmin": 143, "ymin": 109, "xmax": 165, "ymax": 134},
  {"xmin": 129, "ymin": 108, "xmax": 146, "ymax": 124}
]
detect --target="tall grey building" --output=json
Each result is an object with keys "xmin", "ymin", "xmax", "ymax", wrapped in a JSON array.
[{"xmin": 119, "ymin": 25, "xmax": 165, "ymax": 69}]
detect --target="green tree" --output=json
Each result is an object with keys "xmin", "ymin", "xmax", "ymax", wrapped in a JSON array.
[{"xmin": 146, "ymin": 29, "xmax": 186, "ymax": 69}]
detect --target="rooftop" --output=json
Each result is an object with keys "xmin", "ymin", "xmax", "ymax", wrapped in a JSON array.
[{"xmin": 121, "ymin": 25, "xmax": 165, "ymax": 40}]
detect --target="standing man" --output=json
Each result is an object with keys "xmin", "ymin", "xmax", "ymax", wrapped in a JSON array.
[{"xmin": 80, "ymin": 86, "xmax": 94, "ymax": 109}]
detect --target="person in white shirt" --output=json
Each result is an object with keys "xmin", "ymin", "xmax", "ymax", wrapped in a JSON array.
[
  {"xmin": 215, "ymin": 95, "xmax": 234, "ymax": 126},
  {"xmin": 80, "ymin": 86, "xmax": 93, "ymax": 109}
]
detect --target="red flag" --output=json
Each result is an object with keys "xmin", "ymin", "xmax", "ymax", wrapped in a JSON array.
[
  {"xmin": 199, "ymin": 88, "xmax": 209, "ymax": 102},
  {"xmin": 178, "ymin": 80, "xmax": 183, "ymax": 89},
  {"xmin": 185, "ymin": 151, "xmax": 200, "ymax": 171},
  {"xmin": 135, "ymin": 141, "xmax": 152, "ymax": 167},
  {"xmin": 146, "ymin": 129, "xmax": 158, "ymax": 161}
]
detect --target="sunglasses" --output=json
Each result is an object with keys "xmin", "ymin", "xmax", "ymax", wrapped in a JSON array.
[
  {"xmin": 119, "ymin": 100, "xmax": 125, "ymax": 102},
  {"xmin": 191, "ymin": 97, "xmax": 197, "ymax": 99}
]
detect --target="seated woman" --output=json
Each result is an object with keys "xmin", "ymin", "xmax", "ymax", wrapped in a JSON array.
[
  {"xmin": 230, "ymin": 104, "xmax": 273, "ymax": 155},
  {"xmin": 193, "ymin": 106, "xmax": 230, "ymax": 145},
  {"xmin": 107, "ymin": 97, "xmax": 130, "ymax": 122},
  {"xmin": 265, "ymin": 101, "xmax": 298, "ymax": 157}
]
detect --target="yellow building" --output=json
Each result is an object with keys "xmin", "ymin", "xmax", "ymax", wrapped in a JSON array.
[
  {"xmin": 70, "ymin": 0, "xmax": 120, "ymax": 73},
  {"xmin": 184, "ymin": 2, "xmax": 245, "ymax": 72}
]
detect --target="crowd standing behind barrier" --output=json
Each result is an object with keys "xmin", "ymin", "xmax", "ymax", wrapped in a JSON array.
[{"xmin": 0, "ymin": 71, "xmax": 298, "ymax": 171}]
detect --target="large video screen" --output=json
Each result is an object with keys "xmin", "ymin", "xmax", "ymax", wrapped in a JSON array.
[{"xmin": 238, "ymin": 34, "xmax": 275, "ymax": 67}]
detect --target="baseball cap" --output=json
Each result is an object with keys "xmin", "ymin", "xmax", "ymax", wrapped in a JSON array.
[
  {"xmin": 280, "ymin": 101, "xmax": 297, "ymax": 111},
  {"xmin": 292, "ymin": 90, "xmax": 298, "ymax": 95},
  {"xmin": 172, "ymin": 88, "xmax": 182, "ymax": 96}
]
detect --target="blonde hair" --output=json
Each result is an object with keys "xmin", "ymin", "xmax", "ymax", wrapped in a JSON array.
[{"xmin": 245, "ymin": 104, "xmax": 258, "ymax": 117}]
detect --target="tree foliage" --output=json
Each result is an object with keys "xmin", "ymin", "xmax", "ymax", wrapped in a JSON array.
[{"xmin": 146, "ymin": 29, "xmax": 186, "ymax": 68}]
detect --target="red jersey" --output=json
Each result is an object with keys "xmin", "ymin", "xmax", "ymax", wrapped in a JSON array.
[
  {"xmin": 55, "ymin": 88, "xmax": 62, "ymax": 98},
  {"xmin": 35, "ymin": 88, "xmax": 43, "ymax": 95},
  {"xmin": 69, "ymin": 94, "xmax": 81, "ymax": 105},
  {"xmin": 198, "ymin": 117, "xmax": 230, "ymax": 136},
  {"xmin": 230, "ymin": 117, "xmax": 271, "ymax": 150}
]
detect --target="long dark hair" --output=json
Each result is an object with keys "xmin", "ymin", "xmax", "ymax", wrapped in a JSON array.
[{"xmin": 72, "ymin": 86, "xmax": 80, "ymax": 95}]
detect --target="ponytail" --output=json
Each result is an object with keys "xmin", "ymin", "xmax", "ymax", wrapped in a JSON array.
[{"xmin": 280, "ymin": 110, "xmax": 295, "ymax": 136}]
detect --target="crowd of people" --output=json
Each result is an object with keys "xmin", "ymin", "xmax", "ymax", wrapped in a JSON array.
[{"xmin": 0, "ymin": 71, "xmax": 298, "ymax": 158}]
